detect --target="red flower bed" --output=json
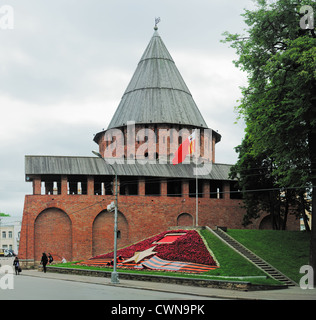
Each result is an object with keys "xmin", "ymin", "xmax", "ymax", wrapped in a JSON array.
[
  {"xmin": 155, "ymin": 230, "xmax": 216, "ymax": 265},
  {"xmin": 91, "ymin": 230, "xmax": 217, "ymax": 266}
]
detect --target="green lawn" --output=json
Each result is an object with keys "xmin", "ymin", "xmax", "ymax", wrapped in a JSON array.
[
  {"xmin": 54, "ymin": 228, "xmax": 297, "ymax": 286},
  {"xmin": 52, "ymin": 229, "xmax": 310, "ymax": 286},
  {"xmin": 226, "ymin": 229, "xmax": 310, "ymax": 284},
  {"xmin": 198, "ymin": 229, "xmax": 279, "ymax": 285}
]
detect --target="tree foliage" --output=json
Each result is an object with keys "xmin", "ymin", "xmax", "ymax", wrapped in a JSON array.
[
  {"xmin": 223, "ymin": 0, "xmax": 316, "ymax": 283},
  {"xmin": 0, "ymin": 213, "xmax": 10, "ymax": 217},
  {"xmin": 223, "ymin": 0, "xmax": 315, "ymax": 226}
]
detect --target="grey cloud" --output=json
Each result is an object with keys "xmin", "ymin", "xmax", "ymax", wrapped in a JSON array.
[{"xmin": 0, "ymin": 0, "xmax": 254, "ymax": 217}]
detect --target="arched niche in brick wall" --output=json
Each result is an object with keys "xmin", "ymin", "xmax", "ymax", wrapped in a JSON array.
[
  {"xmin": 92, "ymin": 210, "xmax": 129, "ymax": 257},
  {"xmin": 34, "ymin": 207, "xmax": 72, "ymax": 262},
  {"xmin": 259, "ymin": 214, "xmax": 285, "ymax": 230},
  {"xmin": 177, "ymin": 212, "xmax": 194, "ymax": 227}
]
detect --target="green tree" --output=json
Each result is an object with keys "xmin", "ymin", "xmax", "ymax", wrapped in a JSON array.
[
  {"xmin": 0, "ymin": 213, "xmax": 10, "ymax": 217},
  {"xmin": 230, "ymin": 134, "xmax": 308, "ymax": 230},
  {"xmin": 223, "ymin": 0, "xmax": 316, "ymax": 284}
]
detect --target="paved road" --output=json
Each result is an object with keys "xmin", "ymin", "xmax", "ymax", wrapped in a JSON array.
[
  {"xmin": 1, "ymin": 258, "xmax": 316, "ymax": 301},
  {"xmin": 0, "ymin": 272, "xmax": 217, "ymax": 300}
]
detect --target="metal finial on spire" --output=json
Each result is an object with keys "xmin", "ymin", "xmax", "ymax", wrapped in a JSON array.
[{"xmin": 154, "ymin": 17, "xmax": 161, "ymax": 30}]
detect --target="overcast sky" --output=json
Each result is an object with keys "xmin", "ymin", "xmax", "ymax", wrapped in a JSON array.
[{"xmin": 0, "ymin": 0, "xmax": 256, "ymax": 218}]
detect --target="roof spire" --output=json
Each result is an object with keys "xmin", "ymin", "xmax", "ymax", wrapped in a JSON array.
[
  {"xmin": 103, "ymin": 22, "xmax": 210, "ymax": 132},
  {"xmin": 154, "ymin": 17, "xmax": 161, "ymax": 30}
]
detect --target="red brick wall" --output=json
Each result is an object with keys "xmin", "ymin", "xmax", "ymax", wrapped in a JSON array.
[
  {"xmin": 19, "ymin": 193, "xmax": 244, "ymax": 262},
  {"xmin": 177, "ymin": 212, "xmax": 194, "ymax": 226},
  {"xmin": 92, "ymin": 210, "xmax": 129, "ymax": 257},
  {"xmin": 19, "ymin": 188, "xmax": 299, "ymax": 264},
  {"xmin": 34, "ymin": 208, "xmax": 72, "ymax": 261}
]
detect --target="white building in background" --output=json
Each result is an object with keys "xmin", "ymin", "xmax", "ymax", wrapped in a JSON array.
[{"xmin": 0, "ymin": 219, "xmax": 21, "ymax": 254}]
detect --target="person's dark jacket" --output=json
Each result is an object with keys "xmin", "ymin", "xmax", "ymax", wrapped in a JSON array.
[{"xmin": 41, "ymin": 254, "xmax": 48, "ymax": 265}]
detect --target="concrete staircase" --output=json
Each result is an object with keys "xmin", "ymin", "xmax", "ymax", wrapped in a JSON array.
[{"xmin": 208, "ymin": 226, "xmax": 297, "ymax": 287}]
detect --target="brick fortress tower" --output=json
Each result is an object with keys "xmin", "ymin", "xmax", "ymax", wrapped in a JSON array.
[{"xmin": 18, "ymin": 26, "xmax": 275, "ymax": 266}]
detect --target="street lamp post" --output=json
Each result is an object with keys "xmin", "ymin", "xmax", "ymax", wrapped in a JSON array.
[{"xmin": 92, "ymin": 151, "xmax": 119, "ymax": 284}]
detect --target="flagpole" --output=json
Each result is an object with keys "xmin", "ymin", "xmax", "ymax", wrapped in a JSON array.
[{"xmin": 195, "ymin": 130, "xmax": 198, "ymax": 227}]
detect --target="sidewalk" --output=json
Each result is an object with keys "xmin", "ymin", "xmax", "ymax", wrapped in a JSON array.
[{"xmin": 20, "ymin": 269, "xmax": 316, "ymax": 300}]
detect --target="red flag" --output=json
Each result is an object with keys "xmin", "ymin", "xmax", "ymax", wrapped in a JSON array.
[{"xmin": 172, "ymin": 131, "xmax": 196, "ymax": 165}]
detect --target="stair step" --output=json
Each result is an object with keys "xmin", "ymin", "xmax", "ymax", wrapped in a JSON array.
[{"xmin": 212, "ymin": 227, "xmax": 296, "ymax": 286}]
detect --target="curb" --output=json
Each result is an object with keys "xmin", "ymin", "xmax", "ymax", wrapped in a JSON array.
[{"xmin": 46, "ymin": 266, "xmax": 288, "ymax": 292}]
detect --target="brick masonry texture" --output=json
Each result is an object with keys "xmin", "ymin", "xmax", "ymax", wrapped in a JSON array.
[
  {"xmin": 18, "ymin": 192, "xmax": 241, "ymax": 263},
  {"xmin": 18, "ymin": 190, "xmax": 299, "ymax": 264}
]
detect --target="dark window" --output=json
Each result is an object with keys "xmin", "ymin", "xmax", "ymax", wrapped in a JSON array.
[
  {"xmin": 167, "ymin": 179, "xmax": 181, "ymax": 197},
  {"xmin": 119, "ymin": 177, "xmax": 138, "ymax": 195},
  {"xmin": 145, "ymin": 179, "xmax": 160, "ymax": 196},
  {"xmin": 210, "ymin": 181, "xmax": 223, "ymax": 199},
  {"xmin": 189, "ymin": 180, "xmax": 203, "ymax": 198},
  {"xmin": 94, "ymin": 176, "xmax": 114, "ymax": 195}
]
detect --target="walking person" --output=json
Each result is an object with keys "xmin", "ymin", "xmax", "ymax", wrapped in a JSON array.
[
  {"xmin": 40, "ymin": 252, "xmax": 48, "ymax": 273},
  {"xmin": 13, "ymin": 256, "xmax": 21, "ymax": 275}
]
